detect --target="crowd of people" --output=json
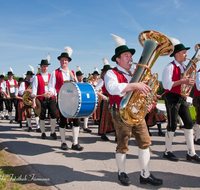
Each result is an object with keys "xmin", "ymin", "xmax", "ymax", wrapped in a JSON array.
[{"xmin": 0, "ymin": 30, "xmax": 200, "ymax": 187}]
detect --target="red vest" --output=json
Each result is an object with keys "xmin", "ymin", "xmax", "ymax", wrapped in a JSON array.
[
  {"xmin": 165, "ymin": 61, "xmax": 182, "ymax": 95},
  {"xmin": 102, "ymin": 81, "xmax": 108, "ymax": 94},
  {"xmin": 194, "ymin": 69, "xmax": 200, "ymax": 96},
  {"xmin": 107, "ymin": 67, "xmax": 128, "ymax": 109},
  {"xmin": 37, "ymin": 73, "xmax": 54, "ymax": 100},
  {"xmin": 6, "ymin": 80, "xmax": 17, "ymax": 94},
  {"xmin": 55, "ymin": 69, "xmax": 75, "ymax": 93}
]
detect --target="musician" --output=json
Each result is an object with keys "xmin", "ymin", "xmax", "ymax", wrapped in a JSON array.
[
  {"xmin": 18, "ymin": 70, "xmax": 40, "ymax": 132},
  {"xmin": 15, "ymin": 77, "xmax": 26, "ymax": 128},
  {"xmin": 5, "ymin": 70, "xmax": 18, "ymax": 124},
  {"xmin": 91, "ymin": 68, "xmax": 101, "ymax": 125},
  {"xmin": 192, "ymin": 69, "xmax": 200, "ymax": 145},
  {"xmin": 47, "ymin": 46, "xmax": 83, "ymax": 151},
  {"xmin": 104, "ymin": 34, "xmax": 162, "ymax": 186},
  {"xmin": 0, "ymin": 74, "xmax": 6, "ymax": 120},
  {"xmin": 32, "ymin": 59, "xmax": 57, "ymax": 140},
  {"xmin": 162, "ymin": 40, "xmax": 200, "ymax": 162},
  {"xmin": 76, "ymin": 66, "xmax": 91, "ymax": 133},
  {"xmin": 96, "ymin": 58, "xmax": 115, "ymax": 141}
]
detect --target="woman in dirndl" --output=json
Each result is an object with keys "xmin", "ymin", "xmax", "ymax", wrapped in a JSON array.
[{"xmin": 96, "ymin": 58, "xmax": 115, "ymax": 141}]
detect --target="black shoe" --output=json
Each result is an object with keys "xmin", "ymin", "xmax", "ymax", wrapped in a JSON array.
[
  {"xmin": 83, "ymin": 128, "xmax": 92, "ymax": 133},
  {"xmin": 149, "ymin": 132, "xmax": 152, "ymax": 136},
  {"xmin": 194, "ymin": 139, "xmax": 200, "ymax": 145},
  {"xmin": 5, "ymin": 116, "xmax": 9, "ymax": 120},
  {"xmin": 118, "ymin": 172, "xmax": 131, "ymax": 186},
  {"xmin": 9, "ymin": 120, "xmax": 13, "ymax": 124},
  {"xmin": 1, "ymin": 116, "xmax": 4, "ymax": 120},
  {"xmin": 101, "ymin": 134, "xmax": 109, "ymax": 141},
  {"xmin": 94, "ymin": 120, "xmax": 99, "ymax": 125},
  {"xmin": 28, "ymin": 127, "xmax": 32, "ymax": 132},
  {"xmin": 36, "ymin": 128, "xmax": 41, "ymax": 133},
  {"xmin": 19, "ymin": 121, "xmax": 22, "ymax": 128},
  {"xmin": 140, "ymin": 174, "xmax": 163, "ymax": 186},
  {"xmin": 186, "ymin": 153, "xmax": 200, "ymax": 162},
  {"xmin": 71, "ymin": 144, "xmax": 84, "ymax": 151},
  {"xmin": 41, "ymin": 133, "xmax": 47, "ymax": 139},
  {"xmin": 163, "ymin": 152, "xmax": 179, "ymax": 161},
  {"xmin": 61, "ymin": 143, "xmax": 69, "ymax": 150},
  {"xmin": 158, "ymin": 131, "xmax": 165, "ymax": 136},
  {"xmin": 50, "ymin": 132, "xmax": 57, "ymax": 140}
]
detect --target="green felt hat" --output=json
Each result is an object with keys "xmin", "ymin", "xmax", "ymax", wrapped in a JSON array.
[
  {"xmin": 57, "ymin": 52, "xmax": 72, "ymax": 62},
  {"xmin": 170, "ymin": 43, "xmax": 190, "ymax": 57},
  {"xmin": 18, "ymin": 77, "xmax": 24, "ymax": 82},
  {"xmin": 7, "ymin": 71, "xmax": 14, "ymax": 76},
  {"xmin": 111, "ymin": 45, "xmax": 135, "ymax": 62},
  {"xmin": 26, "ymin": 71, "xmax": 35, "ymax": 75},
  {"xmin": 92, "ymin": 71, "xmax": 100, "ymax": 75},
  {"xmin": 0, "ymin": 75, "xmax": 4, "ymax": 79},
  {"xmin": 76, "ymin": 71, "xmax": 84, "ymax": 76},
  {"xmin": 39, "ymin": 59, "xmax": 50, "ymax": 65},
  {"xmin": 101, "ymin": 64, "xmax": 112, "ymax": 71}
]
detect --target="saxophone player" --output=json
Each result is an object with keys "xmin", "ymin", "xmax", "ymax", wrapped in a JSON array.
[
  {"xmin": 104, "ymin": 34, "xmax": 162, "ymax": 186},
  {"xmin": 162, "ymin": 39, "xmax": 200, "ymax": 162}
]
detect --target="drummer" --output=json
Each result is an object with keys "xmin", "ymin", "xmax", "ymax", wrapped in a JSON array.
[
  {"xmin": 47, "ymin": 46, "xmax": 83, "ymax": 151},
  {"xmin": 32, "ymin": 56, "xmax": 58, "ymax": 140}
]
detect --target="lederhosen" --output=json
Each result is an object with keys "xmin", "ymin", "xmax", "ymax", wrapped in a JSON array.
[
  {"xmin": 17, "ymin": 87, "xmax": 26, "ymax": 121},
  {"xmin": 193, "ymin": 69, "xmax": 200, "ymax": 124},
  {"xmin": 37, "ymin": 73, "xmax": 57, "ymax": 120},
  {"xmin": 5, "ymin": 80, "xmax": 18, "ymax": 119},
  {"xmin": 55, "ymin": 68, "xmax": 80, "ymax": 128},
  {"xmin": 107, "ymin": 67, "xmax": 151, "ymax": 153},
  {"xmin": 98, "ymin": 81, "xmax": 115, "ymax": 135},
  {"xmin": 0, "ymin": 83, "xmax": 4, "ymax": 112},
  {"xmin": 164, "ymin": 61, "xmax": 193, "ymax": 132}
]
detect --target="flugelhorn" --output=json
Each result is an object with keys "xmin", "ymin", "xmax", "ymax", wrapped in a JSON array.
[
  {"xmin": 119, "ymin": 30, "xmax": 174, "ymax": 126},
  {"xmin": 181, "ymin": 44, "xmax": 200, "ymax": 97}
]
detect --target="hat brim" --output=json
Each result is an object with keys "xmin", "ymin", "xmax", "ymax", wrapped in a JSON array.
[
  {"xmin": 170, "ymin": 47, "xmax": 190, "ymax": 57},
  {"xmin": 111, "ymin": 49, "xmax": 135, "ymax": 61},
  {"xmin": 38, "ymin": 63, "xmax": 51, "ymax": 65},
  {"xmin": 57, "ymin": 56, "xmax": 72, "ymax": 62}
]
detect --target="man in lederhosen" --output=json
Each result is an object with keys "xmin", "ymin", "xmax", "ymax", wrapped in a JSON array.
[
  {"xmin": 5, "ymin": 70, "xmax": 18, "ymax": 123},
  {"xmin": 32, "ymin": 57, "xmax": 57, "ymax": 140},
  {"xmin": 47, "ymin": 46, "xmax": 83, "ymax": 151}
]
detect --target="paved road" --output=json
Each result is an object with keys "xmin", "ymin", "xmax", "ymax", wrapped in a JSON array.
[{"xmin": 0, "ymin": 115, "xmax": 200, "ymax": 190}]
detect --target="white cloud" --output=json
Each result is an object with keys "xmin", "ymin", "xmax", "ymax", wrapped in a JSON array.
[{"xmin": 173, "ymin": 0, "xmax": 182, "ymax": 8}]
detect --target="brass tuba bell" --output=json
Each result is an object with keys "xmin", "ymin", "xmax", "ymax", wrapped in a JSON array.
[{"xmin": 119, "ymin": 30, "xmax": 174, "ymax": 125}]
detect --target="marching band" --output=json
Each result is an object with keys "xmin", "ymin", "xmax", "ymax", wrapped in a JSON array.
[{"xmin": 1, "ymin": 30, "xmax": 200, "ymax": 187}]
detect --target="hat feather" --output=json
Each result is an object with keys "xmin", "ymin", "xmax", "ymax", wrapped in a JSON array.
[
  {"xmin": 46, "ymin": 53, "xmax": 50, "ymax": 63},
  {"xmin": 94, "ymin": 67, "xmax": 99, "ymax": 72},
  {"xmin": 111, "ymin": 34, "xmax": 126, "ymax": 47},
  {"xmin": 2, "ymin": 71, "xmax": 5, "ymax": 76},
  {"xmin": 22, "ymin": 72, "xmax": 26, "ymax": 79},
  {"xmin": 64, "ymin": 46, "xmax": 73, "ymax": 57},
  {"xmin": 77, "ymin": 66, "xmax": 81, "ymax": 71},
  {"xmin": 103, "ymin": 58, "xmax": 109, "ymax": 65},
  {"xmin": 28, "ymin": 65, "xmax": 34, "ymax": 73},
  {"xmin": 169, "ymin": 37, "xmax": 180, "ymax": 46},
  {"xmin": 9, "ymin": 67, "xmax": 13, "ymax": 73}
]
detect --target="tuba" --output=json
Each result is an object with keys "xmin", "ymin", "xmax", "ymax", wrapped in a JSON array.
[
  {"xmin": 181, "ymin": 44, "xmax": 200, "ymax": 98},
  {"xmin": 22, "ymin": 82, "xmax": 33, "ymax": 106},
  {"xmin": 119, "ymin": 30, "xmax": 174, "ymax": 125}
]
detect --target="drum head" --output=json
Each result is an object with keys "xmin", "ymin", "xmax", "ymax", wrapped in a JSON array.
[{"xmin": 58, "ymin": 82, "xmax": 80, "ymax": 118}]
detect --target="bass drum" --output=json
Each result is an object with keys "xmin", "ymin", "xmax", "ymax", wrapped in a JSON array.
[{"xmin": 58, "ymin": 82, "xmax": 98, "ymax": 118}]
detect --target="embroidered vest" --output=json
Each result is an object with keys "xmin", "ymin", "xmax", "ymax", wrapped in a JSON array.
[{"xmin": 6, "ymin": 80, "xmax": 17, "ymax": 94}]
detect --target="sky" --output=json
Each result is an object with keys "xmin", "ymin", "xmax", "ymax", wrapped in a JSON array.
[{"xmin": 1, "ymin": 0, "xmax": 200, "ymax": 81}]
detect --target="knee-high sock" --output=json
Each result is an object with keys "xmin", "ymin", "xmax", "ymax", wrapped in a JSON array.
[
  {"xmin": 35, "ymin": 117, "xmax": 40, "ymax": 129},
  {"xmin": 72, "ymin": 126, "xmax": 80, "ymax": 145},
  {"xmin": 59, "ymin": 127, "xmax": 66, "ymax": 144},
  {"xmin": 9, "ymin": 112, "xmax": 12, "ymax": 121},
  {"xmin": 138, "ymin": 148, "xmax": 150, "ymax": 178},
  {"xmin": 115, "ymin": 153, "xmax": 126, "ymax": 175},
  {"xmin": 83, "ymin": 117, "xmax": 89, "ymax": 129},
  {"xmin": 165, "ymin": 131, "xmax": 174, "ymax": 153},
  {"xmin": 40, "ymin": 120, "xmax": 45, "ymax": 133},
  {"xmin": 194, "ymin": 124, "xmax": 200, "ymax": 141},
  {"xmin": 184, "ymin": 129, "xmax": 195, "ymax": 156},
  {"xmin": 50, "ymin": 118, "xmax": 56, "ymax": 133},
  {"xmin": 0, "ymin": 111, "xmax": 2, "ymax": 117},
  {"xmin": 27, "ymin": 118, "xmax": 32, "ymax": 127}
]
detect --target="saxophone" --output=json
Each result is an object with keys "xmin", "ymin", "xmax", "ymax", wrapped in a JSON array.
[
  {"xmin": 119, "ymin": 30, "xmax": 174, "ymax": 125},
  {"xmin": 181, "ymin": 44, "xmax": 200, "ymax": 98}
]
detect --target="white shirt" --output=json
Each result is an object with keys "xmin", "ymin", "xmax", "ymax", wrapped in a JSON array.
[
  {"xmin": 18, "ymin": 80, "xmax": 31, "ymax": 96},
  {"xmin": 0, "ymin": 81, "xmax": 6, "ymax": 93},
  {"xmin": 162, "ymin": 59, "xmax": 186, "ymax": 91},
  {"xmin": 32, "ymin": 72, "xmax": 49, "ymax": 96},
  {"xmin": 95, "ymin": 78, "xmax": 104, "ymax": 91},
  {"xmin": 195, "ymin": 71, "xmax": 200, "ymax": 91},
  {"xmin": 7, "ymin": 79, "xmax": 18, "ymax": 96},
  {"xmin": 48, "ymin": 67, "xmax": 77, "ymax": 93},
  {"xmin": 104, "ymin": 64, "xmax": 135, "ymax": 97}
]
